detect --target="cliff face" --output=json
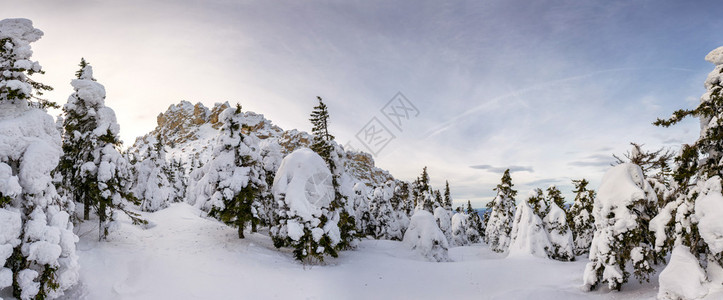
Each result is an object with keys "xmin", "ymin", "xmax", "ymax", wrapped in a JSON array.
[{"xmin": 129, "ymin": 100, "xmax": 395, "ymax": 188}]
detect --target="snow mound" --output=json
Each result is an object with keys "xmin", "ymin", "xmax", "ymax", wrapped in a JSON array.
[
  {"xmin": 272, "ymin": 148, "xmax": 334, "ymax": 222},
  {"xmin": 658, "ymin": 246, "xmax": 708, "ymax": 300},
  {"xmin": 403, "ymin": 210, "xmax": 449, "ymax": 262}
]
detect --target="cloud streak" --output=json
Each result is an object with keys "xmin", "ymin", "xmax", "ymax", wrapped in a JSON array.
[{"xmin": 470, "ymin": 164, "xmax": 534, "ymax": 173}]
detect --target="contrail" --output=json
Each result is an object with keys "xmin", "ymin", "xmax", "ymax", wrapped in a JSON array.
[{"xmin": 423, "ymin": 67, "xmax": 695, "ymax": 138}]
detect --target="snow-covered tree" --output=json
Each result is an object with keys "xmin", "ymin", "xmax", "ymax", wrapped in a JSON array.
[
  {"xmin": 614, "ymin": 142, "xmax": 675, "ymax": 208},
  {"xmin": 545, "ymin": 185, "xmax": 565, "ymax": 210},
  {"xmin": 433, "ymin": 206, "xmax": 453, "ymax": 242},
  {"xmin": 527, "ymin": 188, "xmax": 547, "ymax": 216},
  {"xmin": 0, "ymin": 18, "xmax": 79, "ymax": 299},
  {"xmin": 270, "ymin": 148, "xmax": 340, "ymax": 263},
  {"xmin": 309, "ymin": 97, "xmax": 356, "ymax": 250},
  {"xmin": 369, "ymin": 186, "xmax": 405, "ymax": 240},
  {"xmin": 568, "ymin": 178, "xmax": 595, "ymax": 256},
  {"xmin": 583, "ymin": 163, "xmax": 657, "ymax": 291},
  {"xmin": 403, "ymin": 210, "xmax": 449, "ymax": 262},
  {"xmin": 650, "ymin": 46, "xmax": 723, "ymax": 299},
  {"xmin": 443, "ymin": 180, "xmax": 452, "ymax": 209},
  {"xmin": 543, "ymin": 202, "xmax": 574, "ymax": 261},
  {"xmin": 132, "ymin": 136, "xmax": 174, "ymax": 212},
  {"xmin": 56, "ymin": 59, "xmax": 143, "ymax": 240},
  {"xmin": 187, "ymin": 104, "xmax": 265, "ymax": 238},
  {"xmin": 464, "ymin": 201, "xmax": 482, "ymax": 243},
  {"xmin": 351, "ymin": 183, "xmax": 373, "ymax": 236},
  {"xmin": 508, "ymin": 201, "xmax": 550, "ymax": 258},
  {"xmin": 166, "ymin": 157, "xmax": 187, "ymax": 203},
  {"xmin": 449, "ymin": 212, "xmax": 470, "ymax": 246},
  {"xmin": 484, "ymin": 169, "xmax": 517, "ymax": 253}
]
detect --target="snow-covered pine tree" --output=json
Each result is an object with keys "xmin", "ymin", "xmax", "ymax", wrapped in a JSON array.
[
  {"xmin": 166, "ymin": 157, "xmax": 187, "ymax": 203},
  {"xmin": 369, "ymin": 186, "xmax": 404, "ymax": 240},
  {"xmin": 542, "ymin": 185, "xmax": 574, "ymax": 261},
  {"xmin": 0, "ymin": 18, "xmax": 79, "ymax": 299},
  {"xmin": 568, "ymin": 178, "xmax": 595, "ymax": 256},
  {"xmin": 526, "ymin": 188, "xmax": 547, "ymax": 216},
  {"xmin": 433, "ymin": 206, "xmax": 453, "ymax": 243},
  {"xmin": 351, "ymin": 183, "xmax": 373, "ymax": 236},
  {"xmin": 187, "ymin": 104, "xmax": 265, "ymax": 238},
  {"xmin": 583, "ymin": 163, "xmax": 657, "ymax": 291},
  {"xmin": 449, "ymin": 212, "xmax": 469, "ymax": 246},
  {"xmin": 545, "ymin": 185, "xmax": 565, "ymax": 210},
  {"xmin": 484, "ymin": 169, "xmax": 517, "ymax": 253},
  {"xmin": 443, "ymin": 180, "xmax": 452, "ymax": 209},
  {"xmin": 508, "ymin": 200, "xmax": 550, "ymax": 258},
  {"xmin": 464, "ymin": 200, "xmax": 483, "ymax": 243},
  {"xmin": 257, "ymin": 140, "xmax": 283, "ymax": 227},
  {"xmin": 651, "ymin": 46, "xmax": 723, "ymax": 299},
  {"xmin": 270, "ymin": 148, "xmax": 341, "ymax": 263},
  {"xmin": 403, "ymin": 210, "xmax": 449, "ymax": 262},
  {"xmin": 543, "ymin": 201, "xmax": 574, "ymax": 261},
  {"xmin": 56, "ymin": 59, "xmax": 143, "ymax": 240},
  {"xmin": 413, "ymin": 167, "xmax": 436, "ymax": 212},
  {"xmin": 309, "ymin": 97, "xmax": 356, "ymax": 250},
  {"xmin": 614, "ymin": 142, "xmax": 674, "ymax": 208},
  {"xmin": 132, "ymin": 135, "xmax": 174, "ymax": 212}
]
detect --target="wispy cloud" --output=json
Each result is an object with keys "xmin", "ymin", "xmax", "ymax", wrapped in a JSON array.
[
  {"xmin": 470, "ymin": 164, "xmax": 534, "ymax": 173},
  {"xmin": 568, "ymin": 154, "xmax": 615, "ymax": 167}
]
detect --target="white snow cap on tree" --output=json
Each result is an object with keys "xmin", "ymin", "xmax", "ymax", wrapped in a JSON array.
[
  {"xmin": 508, "ymin": 201, "xmax": 550, "ymax": 259},
  {"xmin": 403, "ymin": 210, "xmax": 449, "ymax": 262},
  {"xmin": 272, "ymin": 148, "xmax": 335, "ymax": 224},
  {"xmin": 705, "ymin": 46, "xmax": 723, "ymax": 66}
]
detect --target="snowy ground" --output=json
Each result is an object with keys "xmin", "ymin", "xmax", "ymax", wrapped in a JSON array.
[{"xmin": 56, "ymin": 203, "xmax": 662, "ymax": 300}]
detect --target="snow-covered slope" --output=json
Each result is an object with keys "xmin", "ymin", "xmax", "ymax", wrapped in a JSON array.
[{"xmin": 60, "ymin": 203, "xmax": 666, "ymax": 300}]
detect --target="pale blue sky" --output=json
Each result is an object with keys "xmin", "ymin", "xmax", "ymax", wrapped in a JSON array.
[{"xmin": 4, "ymin": 0, "xmax": 722, "ymax": 207}]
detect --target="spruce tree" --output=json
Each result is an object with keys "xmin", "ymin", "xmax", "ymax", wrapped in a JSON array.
[
  {"xmin": 464, "ymin": 200, "xmax": 483, "ymax": 243},
  {"xmin": 132, "ymin": 135, "xmax": 175, "ymax": 212},
  {"xmin": 584, "ymin": 163, "xmax": 657, "ymax": 291},
  {"xmin": 444, "ymin": 181, "xmax": 452, "ymax": 209},
  {"xmin": 484, "ymin": 169, "xmax": 517, "ymax": 253},
  {"xmin": 309, "ymin": 97, "xmax": 356, "ymax": 249},
  {"xmin": 187, "ymin": 104, "xmax": 265, "ymax": 238},
  {"xmin": 568, "ymin": 178, "xmax": 595, "ymax": 256},
  {"xmin": 650, "ymin": 46, "xmax": 723, "ymax": 299},
  {"xmin": 57, "ymin": 59, "xmax": 143, "ymax": 240},
  {"xmin": 545, "ymin": 185, "xmax": 565, "ymax": 210},
  {"xmin": 527, "ymin": 188, "xmax": 547, "ymax": 216},
  {"xmin": 0, "ymin": 18, "xmax": 79, "ymax": 299}
]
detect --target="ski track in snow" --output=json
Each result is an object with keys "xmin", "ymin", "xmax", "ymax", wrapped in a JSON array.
[{"xmin": 59, "ymin": 203, "xmax": 662, "ymax": 300}]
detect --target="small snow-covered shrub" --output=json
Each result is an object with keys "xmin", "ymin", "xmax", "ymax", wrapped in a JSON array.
[{"xmin": 403, "ymin": 210, "xmax": 449, "ymax": 262}]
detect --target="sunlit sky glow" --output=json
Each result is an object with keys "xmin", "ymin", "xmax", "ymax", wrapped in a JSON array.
[{"xmin": 6, "ymin": 0, "xmax": 723, "ymax": 207}]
